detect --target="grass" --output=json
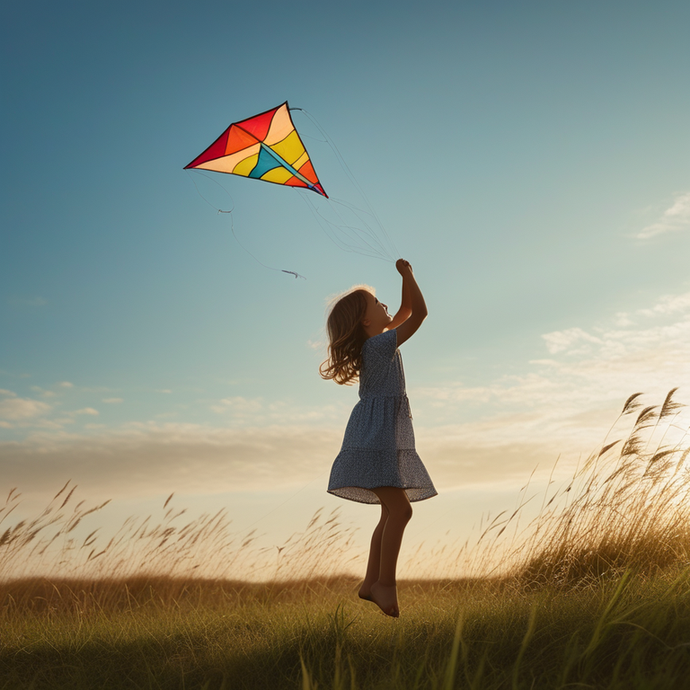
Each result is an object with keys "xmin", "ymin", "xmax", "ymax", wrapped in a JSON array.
[
  {"xmin": 3, "ymin": 573, "xmax": 690, "ymax": 688},
  {"xmin": 3, "ymin": 389, "xmax": 690, "ymax": 688}
]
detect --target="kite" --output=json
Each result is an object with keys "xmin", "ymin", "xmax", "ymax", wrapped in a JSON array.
[{"xmin": 184, "ymin": 102, "xmax": 328, "ymax": 198}]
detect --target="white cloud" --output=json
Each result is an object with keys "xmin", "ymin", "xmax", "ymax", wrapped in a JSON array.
[
  {"xmin": 638, "ymin": 191, "xmax": 690, "ymax": 239},
  {"xmin": 211, "ymin": 396, "xmax": 263, "ymax": 414},
  {"xmin": 209, "ymin": 395, "xmax": 345, "ymax": 426},
  {"xmin": 542, "ymin": 327, "xmax": 602, "ymax": 355},
  {"xmin": 0, "ymin": 397, "xmax": 52, "ymax": 421},
  {"xmin": 411, "ymin": 288, "xmax": 690, "ymax": 481},
  {"xmin": 58, "ymin": 381, "xmax": 74, "ymax": 388},
  {"xmin": 30, "ymin": 386, "xmax": 57, "ymax": 398},
  {"xmin": 638, "ymin": 291, "xmax": 690, "ymax": 317},
  {"xmin": 0, "ymin": 389, "xmax": 17, "ymax": 397},
  {"xmin": 5, "ymin": 289, "xmax": 690, "ymax": 502}
]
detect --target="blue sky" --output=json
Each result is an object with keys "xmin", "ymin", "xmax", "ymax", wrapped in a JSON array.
[{"xmin": 2, "ymin": 0, "xmax": 690, "ymax": 577}]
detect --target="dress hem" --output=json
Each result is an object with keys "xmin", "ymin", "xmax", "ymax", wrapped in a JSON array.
[{"xmin": 327, "ymin": 486, "xmax": 438, "ymax": 505}]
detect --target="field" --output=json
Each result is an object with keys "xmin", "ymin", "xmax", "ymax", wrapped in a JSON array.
[{"xmin": 3, "ymin": 390, "xmax": 690, "ymax": 689}]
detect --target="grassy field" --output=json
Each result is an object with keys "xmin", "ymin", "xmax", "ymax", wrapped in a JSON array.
[
  {"xmin": 3, "ymin": 390, "xmax": 690, "ymax": 689},
  {"xmin": 3, "ymin": 572, "xmax": 690, "ymax": 689}
]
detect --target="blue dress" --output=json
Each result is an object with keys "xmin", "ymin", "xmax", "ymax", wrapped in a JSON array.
[{"xmin": 327, "ymin": 329, "xmax": 437, "ymax": 504}]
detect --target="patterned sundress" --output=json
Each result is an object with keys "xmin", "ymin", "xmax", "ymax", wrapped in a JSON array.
[{"xmin": 327, "ymin": 328, "xmax": 437, "ymax": 504}]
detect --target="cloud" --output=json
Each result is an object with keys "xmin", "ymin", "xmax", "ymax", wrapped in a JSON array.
[
  {"xmin": 209, "ymin": 396, "xmax": 346, "ymax": 426},
  {"xmin": 638, "ymin": 191, "xmax": 690, "ymax": 239},
  {"xmin": 638, "ymin": 292, "xmax": 690, "ymax": 317},
  {"xmin": 542, "ymin": 327, "xmax": 602, "ymax": 355},
  {"xmin": 0, "ymin": 396, "xmax": 52, "ymax": 421},
  {"xmin": 30, "ymin": 386, "xmax": 57, "ymax": 398},
  {"xmin": 0, "ymin": 424, "xmax": 343, "ymax": 499},
  {"xmin": 58, "ymin": 381, "xmax": 74, "ymax": 388},
  {"xmin": 411, "ymin": 288, "xmax": 690, "ymax": 479},
  {"xmin": 5, "ymin": 289, "xmax": 690, "ymax": 503},
  {"xmin": 0, "ymin": 415, "xmax": 558, "ymax": 504},
  {"xmin": 210, "ymin": 396, "xmax": 263, "ymax": 415},
  {"xmin": 102, "ymin": 398, "xmax": 123, "ymax": 404}
]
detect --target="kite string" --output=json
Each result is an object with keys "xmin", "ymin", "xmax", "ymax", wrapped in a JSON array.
[
  {"xmin": 186, "ymin": 170, "xmax": 306, "ymax": 279},
  {"xmin": 292, "ymin": 107, "xmax": 402, "ymax": 261},
  {"xmin": 329, "ymin": 197, "xmax": 395, "ymax": 259},
  {"xmin": 298, "ymin": 191, "xmax": 393, "ymax": 262}
]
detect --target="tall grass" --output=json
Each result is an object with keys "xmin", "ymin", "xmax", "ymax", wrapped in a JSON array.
[
  {"xmin": 2, "ymin": 389, "xmax": 690, "ymax": 584},
  {"xmin": 510, "ymin": 387, "xmax": 690, "ymax": 585},
  {"xmin": 0, "ymin": 487, "xmax": 363, "ymax": 582}
]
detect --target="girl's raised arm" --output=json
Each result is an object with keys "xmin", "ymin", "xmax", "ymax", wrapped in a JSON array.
[
  {"xmin": 387, "ymin": 264, "xmax": 412, "ymax": 331},
  {"xmin": 393, "ymin": 259, "xmax": 427, "ymax": 347}
]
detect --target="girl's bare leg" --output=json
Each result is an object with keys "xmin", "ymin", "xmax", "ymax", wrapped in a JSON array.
[
  {"xmin": 368, "ymin": 487, "xmax": 413, "ymax": 617},
  {"xmin": 359, "ymin": 503, "xmax": 389, "ymax": 601}
]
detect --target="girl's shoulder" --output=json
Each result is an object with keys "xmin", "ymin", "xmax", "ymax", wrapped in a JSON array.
[{"xmin": 363, "ymin": 329, "xmax": 398, "ymax": 360}]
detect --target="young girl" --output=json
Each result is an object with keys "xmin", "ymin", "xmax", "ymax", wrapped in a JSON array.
[{"xmin": 320, "ymin": 259, "xmax": 437, "ymax": 617}]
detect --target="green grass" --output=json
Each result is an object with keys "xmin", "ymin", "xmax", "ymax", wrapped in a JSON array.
[{"xmin": 3, "ymin": 572, "xmax": 690, "ymax": 689}]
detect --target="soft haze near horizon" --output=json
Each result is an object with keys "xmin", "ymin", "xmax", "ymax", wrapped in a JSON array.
[{"xmin": 2, "ymin": 0, "xmax": 690, "ymax": 577}]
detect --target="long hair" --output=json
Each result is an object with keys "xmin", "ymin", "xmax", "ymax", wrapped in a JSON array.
[{"xmin": 319, "ymin": 286, "xmax": 373, "ymax": 385}]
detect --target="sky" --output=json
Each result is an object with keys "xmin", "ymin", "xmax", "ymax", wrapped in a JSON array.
[{"xmin": 2, "ymin": 0, "xmax": 690, "ymax": 579}]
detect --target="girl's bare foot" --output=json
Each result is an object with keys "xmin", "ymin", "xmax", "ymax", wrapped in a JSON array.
[
  {"xmin": 358, "ymin": 581, "xmax": 374, "ymax": 602},
  {"xmin": 370, "ymin": 581, "xmax": 399, "ymax": 617}
]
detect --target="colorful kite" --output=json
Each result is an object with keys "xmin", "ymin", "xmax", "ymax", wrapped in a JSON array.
[{"xmin": 184, "ymin": 102, "xmax": 328, "ymax": 198}]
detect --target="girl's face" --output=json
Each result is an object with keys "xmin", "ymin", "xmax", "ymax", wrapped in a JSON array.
[{"xmin": 362, "ymin": 291, "xmax": 392, "ymax": 336}]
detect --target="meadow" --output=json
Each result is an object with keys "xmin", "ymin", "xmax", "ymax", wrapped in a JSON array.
[{"xmin": 3, "ymin": 390, "xmax": 690, "ymax": 689}]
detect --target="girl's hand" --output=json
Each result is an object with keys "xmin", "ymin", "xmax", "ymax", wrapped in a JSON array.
[{"xmin": 396, "ymin": 258, "xmax": 412, "ymax": 275}]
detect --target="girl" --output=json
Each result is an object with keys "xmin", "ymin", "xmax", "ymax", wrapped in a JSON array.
[{"xmin": 320, "ymin": 259, "xmax": 437, "ymax": 617}]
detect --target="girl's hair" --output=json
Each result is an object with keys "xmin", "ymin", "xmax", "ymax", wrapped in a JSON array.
[{"xmin": 320, "ymin": 286, "xmax": 373, "ymax": 385}]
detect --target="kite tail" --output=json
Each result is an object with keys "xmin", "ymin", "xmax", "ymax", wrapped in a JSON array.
[{"xmin": 186, "ymin": 170, "xmax": 306, "ymax": 279}]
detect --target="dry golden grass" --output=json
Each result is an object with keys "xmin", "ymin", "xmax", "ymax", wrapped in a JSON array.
[
  {"xmin": 510, "ymin": 388, "xmax": 690, "ymax": 586},
  {"xmin": 1, "ymin": 389, "xmax": 689, "ymax": 589},
  {"xmin": 0, "ymin": 482, "xmax": 363, "ymax": 583}
]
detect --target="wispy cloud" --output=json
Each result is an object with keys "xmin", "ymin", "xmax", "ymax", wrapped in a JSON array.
[
  {"xmin": 209, "ymin": 396, "xmax": 345, "ymax": 426},
  {"xmin": 542, "ymin": 327, "xmax": 603, "ymax": 355},
  {"xmin": 0, "ymin": 390, "xmax": 52, "ymax": 421},
  {"xmin": 412, "ymin": 288, "xmax": 690, "ymax": 482},
  {"xmin": 0, "ymin": 424, "xmax": 343, "ymax": 498},
  {"xmin": 4, "ymin": 289, "xmax": 690, "ymax": 499},
  {"xmin": 102, "ymin": 398, "xmax": 123, "ymax": 404},
  {"xmin": 637, "ymin": 191, "xmax": 690, "ymax": 239},
  {"xmin": 210, "ymin": 396, "xmax": 263, "ymax": 415}
]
